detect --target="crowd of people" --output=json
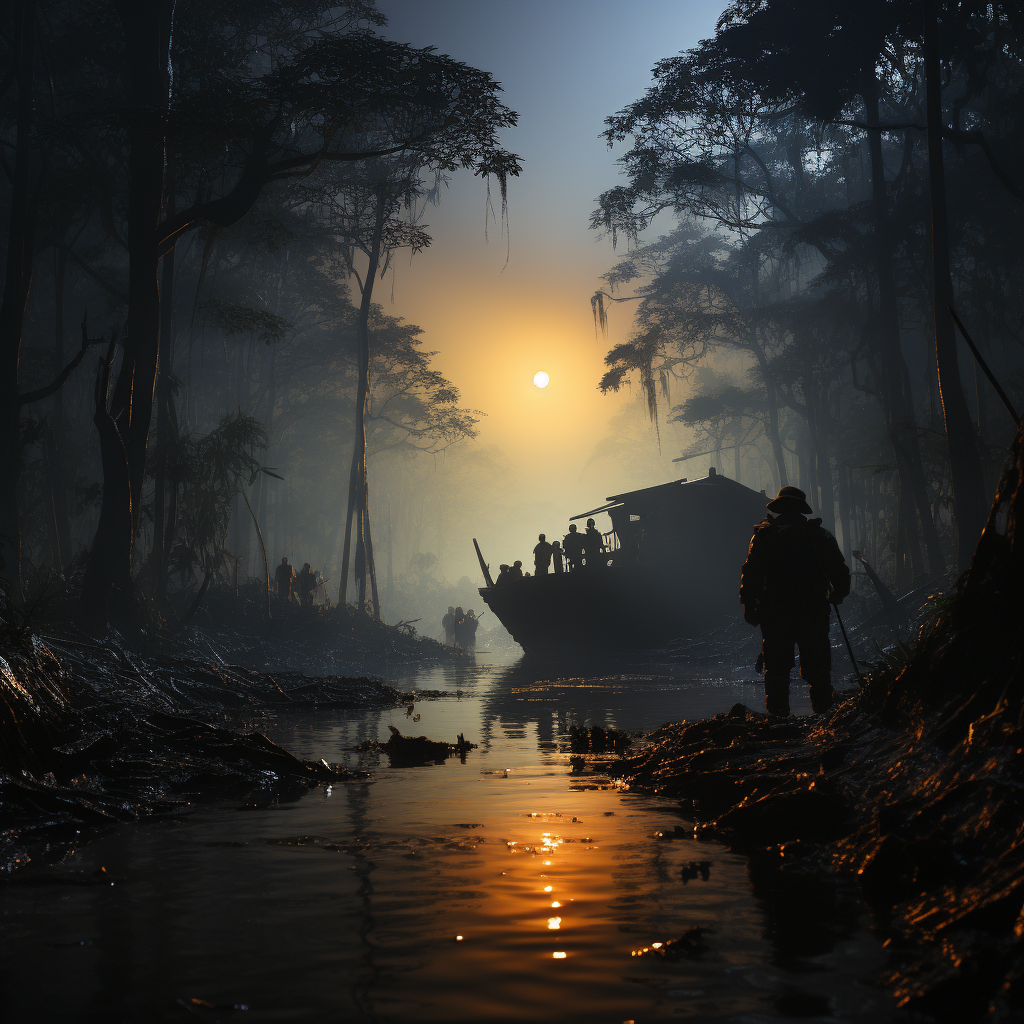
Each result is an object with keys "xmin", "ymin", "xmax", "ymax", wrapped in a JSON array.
[
  {"xmin": 494, "ymin": 518, "xmax": 608, "ymax": 586},
  {"xmin": 273, "ymin": 556, "xmax": 331, "ymax": 609},
  {"xmin": 441, "ymin": 606, "xmax": 481, "ymax": 649}
]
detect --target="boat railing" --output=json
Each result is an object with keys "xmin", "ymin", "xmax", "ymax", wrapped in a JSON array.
[{"xmin": 603, "ymin": 531, "xmax": 619, "ymax": 552}]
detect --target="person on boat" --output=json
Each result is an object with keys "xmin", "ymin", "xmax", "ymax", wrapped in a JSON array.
[
  {"xmin": 495, "ymin": 564, "xmax": 511, "ymax": 587},
  {"xmin": 509, "ymin": 560, "xmax": 524, "ymax": 581},
  {"xmin": 551, "ymin": 540, "xmax": 564, "ymax": 573},
  {"xmin": 452, "ymin": 606, "xmax": 466, "ymax": 645},
  {"xmin": 583, "ymin": 519, "xmax": 605, "ymax": 568},
  {"xmin": 739, "ymin": 485, "xmax": 851, "ymax": 717},
  {"xmin": 274, "ymin": 556, "xmax": 295, "ymax": 601},
  {"xmin": 562, "ymin": 524, "xmax": 585, "ymax": 571},
  {"xmin": 533, "ymin": 534, "xmax": 553, "ymax": 575},
  {"xmin": 296, "ymin": 562, "xmax": 317, "ymax": 608},
  {"xmin": 442, "ymin": 606, "xmax": 456, "ymax": 643}
]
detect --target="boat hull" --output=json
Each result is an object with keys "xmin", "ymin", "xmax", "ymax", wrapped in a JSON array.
[{"xmin": 479, "ymin": 563, "xmax": 740, "ymax": 655}]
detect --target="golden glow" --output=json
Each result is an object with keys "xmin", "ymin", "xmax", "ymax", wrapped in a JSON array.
[
  {"xmin": 547, "ymin": 917, "xmax": 562, "ymax": 930},
  {"xmin": 552, "ymin": 951, "xmax": 567, "ymax": 959},
  {"xmin": 543, "ymin": 885, "xmax": 553, "ymax": 893},
  {"xmin": 455, "ymin": 935, "xmax": 464, "ymax": 941},
  {"xmin": 551, "ymin": 901, "xmax": 561, "ymax": 908},
  {"xmin": 533, "ymin": 370, "xmax": 550, "ymax": 388}
]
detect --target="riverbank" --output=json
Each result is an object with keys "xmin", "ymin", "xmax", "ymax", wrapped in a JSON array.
[
  {"xmin": 0, "ymin": 615, "xmax": 457, "ymax": 873},
  {"xmin": 616, "ymin": 425, "xmax": 1024, "ymax": 1021}
]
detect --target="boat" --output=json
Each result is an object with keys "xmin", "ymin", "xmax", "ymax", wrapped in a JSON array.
[{"xmin": 475, "ymin": 467, "xmax": 769, "ymax": 655}]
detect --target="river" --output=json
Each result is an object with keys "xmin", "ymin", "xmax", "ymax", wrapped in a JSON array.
[{"xmin": 0, "ymin": 648, "xmax": 896, "ymax": 1023}]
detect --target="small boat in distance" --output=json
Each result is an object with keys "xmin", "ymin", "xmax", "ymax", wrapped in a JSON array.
[{"xmin": 475, "ymin": 467, "xmax": 768, "ymax": 656}]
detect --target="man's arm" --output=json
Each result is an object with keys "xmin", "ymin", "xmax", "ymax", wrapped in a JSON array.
[
  {"xmin": 820, "ymin": 532, "xmax": 851, "ymax": 603},
  {"xmin": 739, "ymin": 528, "xmax": 768, "ymax": 620}
]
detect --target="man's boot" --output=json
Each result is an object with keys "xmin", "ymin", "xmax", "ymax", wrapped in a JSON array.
[
  {"xmin": 764, "ymin": 674, "xmax": 791, "ymax": 717},
  {"xmin": 809, "ymin": 683, "xmax": 836, "ymax": 715}
]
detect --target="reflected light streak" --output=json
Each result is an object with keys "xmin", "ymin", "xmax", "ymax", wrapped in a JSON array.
[
  {"xmin": 547, "ymin": 917, "xmax": 562, "ymax": 930},
  {"xmin": 543, "ymin": 885, "xmax": 553, "ymax": 892},
  {"xmin": 552, "ymin": 951, "xmax": 567, "ymax": 959}
]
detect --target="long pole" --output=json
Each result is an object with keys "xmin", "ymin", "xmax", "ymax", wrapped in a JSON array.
[{"xmin": 832, "ymin": 600, "xmax": 863, "ymax": 685}]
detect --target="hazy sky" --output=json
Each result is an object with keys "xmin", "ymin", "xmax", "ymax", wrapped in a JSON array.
[{"xmin": 373, "ymin": 1, "xmax": 723, "ymax": 513}]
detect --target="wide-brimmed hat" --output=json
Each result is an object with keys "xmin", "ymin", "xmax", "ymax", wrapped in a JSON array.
[{"xmin": 766, "ymin": 485, "xmax": 813, "ymax": 514}]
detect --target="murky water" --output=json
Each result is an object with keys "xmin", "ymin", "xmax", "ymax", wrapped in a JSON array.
[{"xmin": 0, "ymin": 653, "xmax": 896, "ymax": 1023}]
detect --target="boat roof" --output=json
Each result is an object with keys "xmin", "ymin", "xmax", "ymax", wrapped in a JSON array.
[{"xmin": 570, "ymin": 468, "xmax": 766, "ymax": 521}]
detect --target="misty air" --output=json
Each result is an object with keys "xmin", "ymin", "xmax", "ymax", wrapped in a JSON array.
[{"xmin": 3, "ymin": 1, "xmax": 1024, "ymax": 1022}]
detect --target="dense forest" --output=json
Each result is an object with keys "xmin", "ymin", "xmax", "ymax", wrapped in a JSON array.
[
  {"xmin": 4, "ymin": 0, "xmax": 1024, "ymax": 635},
  {"xmin": 592, "ymin": 0, "xmax": 1024, "ymax": 589},
  {"xmin": 0, "ymin": 0, "xmax": 520, "ymax": 631}
]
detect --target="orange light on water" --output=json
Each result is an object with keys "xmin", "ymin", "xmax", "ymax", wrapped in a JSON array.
[
  {"xmin": 547, "ymin": 917, "xmax": 562, "ymax": 930},
  {"xmin": 543, "ymin": 885, "xmax": 553, "ymax": 892},
  {"xmin": 552, "ymin": 951, "xmax": 566, "ymax": 959}
]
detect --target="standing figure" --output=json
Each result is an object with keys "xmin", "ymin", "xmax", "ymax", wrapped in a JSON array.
[
  {"xmin": 274, "ymin": 557, "xmax": 295, "ymax": 601},
  {"xmin": 533, "ymin": 534, "xmax": 553, "ymax": 575},
  {"xmin": 551, "ymin": 541, "xmax": 564, "ymax": 573},
  {"xmin": 739, "ymin": 486, "xmax": 851, "ymax": 717},
  {"xmin": 562, "ymin": 524, "xmax": 585, "ymax": 572},
  {"xmin": 442, "ymin": 606, "xmax": 456, "ymax": 644},
  {"xmin": 296, "ymin": 562, "xmax": 316, "ymax": 608},
  {"xmin": 456, "ymin": 608, "xmax": 480, "ymax": 651},
  {"xmin": 583, "ymin": 518, "xmax": 605, "ymax": 568}
]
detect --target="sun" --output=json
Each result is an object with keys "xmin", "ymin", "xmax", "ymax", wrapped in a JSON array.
[{"xmin": 533, "ymin": 371, "xmax": 550, "ymax": 389}]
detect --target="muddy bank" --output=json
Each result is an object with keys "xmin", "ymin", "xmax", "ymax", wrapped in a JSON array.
[
  {"xmin": 0, "ymin": 623, "xmax": 443, "ymax": 873},
  {"xmin": 617, "ymin": 423, "xmax": 1024, "ymax": 1022}
]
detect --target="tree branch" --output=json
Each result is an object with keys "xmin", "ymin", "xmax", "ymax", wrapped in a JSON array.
[{"xmin": 20, "ymin": 315, "xmax": 108, "ymax": 405}]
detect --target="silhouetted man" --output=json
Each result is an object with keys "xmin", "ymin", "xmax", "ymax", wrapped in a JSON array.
[
  {"xmin": 442, "ymin": 605, "xmax": 456, "ymax": 644},
  {"xmin": 509, "ymin": 560, "xmax": 524, "ymax": 580},
  {"xmin": 562, "ymin": 524, "xmax": 584, "ymax": 571},
  {"xmin": 456, "ymin": 609, "xmax": 479, "ymax": 650},
  {"xmin": 551, "ymin": 540, "xmax": 564, "ymax": 573},
  {"xmin": 533, "ymin": 534, "xmax": 553, "ymax": 575},
  {"xmin": 495, "ymin": 565, "xmax": 511, "ymax": 587},
  {"xmin": 740, "ymin": 486, "xmax": 851, "ymax": 717},
  {"xmin": 296, "ymin": 562, "xmax": 316, "ymax": 608},
  {"xmin": 274, "ymin": 557, "xmax": 294, "ymax": 601},
  {"xmin": 583, "ymin": 518, "xmax": 605, "ymax": 568}
]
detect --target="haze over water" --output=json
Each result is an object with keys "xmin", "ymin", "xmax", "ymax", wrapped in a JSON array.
[{"xmin": 374, "ymin": 1, "xmax": 723, "ymax": 522}]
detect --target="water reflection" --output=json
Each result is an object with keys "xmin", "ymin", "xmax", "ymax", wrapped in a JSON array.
[{"xmin": 0, "ymin": 654, "xmax": 885, "ymax": 1023}]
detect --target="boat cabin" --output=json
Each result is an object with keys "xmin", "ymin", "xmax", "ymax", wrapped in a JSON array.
[{"xmin": 572, "ymin": 467, "xmax": 769, "ymax": 575}]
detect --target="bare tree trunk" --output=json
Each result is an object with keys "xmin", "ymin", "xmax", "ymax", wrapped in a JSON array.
[
  {"xmin": 923, "ymin": 4, "xmax": 988, "ymax": 570},
  {"xmin": 0, "ymin": 0, "xmax": 37, "ymax": 602},
  {"xmin": 863, "ymin": 71, "xmax": 945, "ymax": 580},
  {"xmin": 81, "ymin": 3, "xmax": 172, "ymax": 625},
  {"xmin": 153, "ymin": 177, "xmax": 176, "ymax": 610},
  {"xmin": 341, "ymin": 189, "xmax": 386, "ymax": 617},
  {"xmin": 51, "ymin": 246, "xmax": 70, "ymax": 568}
]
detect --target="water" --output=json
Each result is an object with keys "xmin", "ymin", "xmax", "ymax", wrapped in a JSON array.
[{"xmin": 0, "ymin": 651, "xmax": 895, "ymax": 1023}]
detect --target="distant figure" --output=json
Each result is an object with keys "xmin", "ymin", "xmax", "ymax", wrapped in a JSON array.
[
  {"xmin": 509, "ymin": 560, "xmax": 524, "ymax": 581},
  {"xmin": 495, "ymin": 564, "xmax": 511, "ymax": 587},
  {"xmin": 583, "ymin": 518, "xmax": 605, "ymax": 568},
  {"xmin": 314, "ymin": 570, "xmax": 331, "ymax": 608},
  {"xmin": 456, "ymin": 608, "xmax": 480, "ymax": 651},
  {"xmin": 452, "ymin": 606, "xmax": 466, "ymax": 647},
  {"xmin": 442, "ymin": 605, "xmax": 456, "ymax": 644},
  {"xmin": 739, "ymin": 486, "xmax": 851, "ymax": 717},
  {"xmin": 533, "ymin": 533, "xmax": 553, "ymax": 575},
  {"xmin": 274, "ymin": 557, "xmax": 295, "ymax": 601},
  {"xmin": 551, "ymin": 540, "xmax": 564, "ymax": 573},
  {"xmin": 296, "ymin": 562, "xmax": 316, "ymax": 608},
  {"xmin": 562, "ymin": 524, "xmax": 585, "ymax": 572}
]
